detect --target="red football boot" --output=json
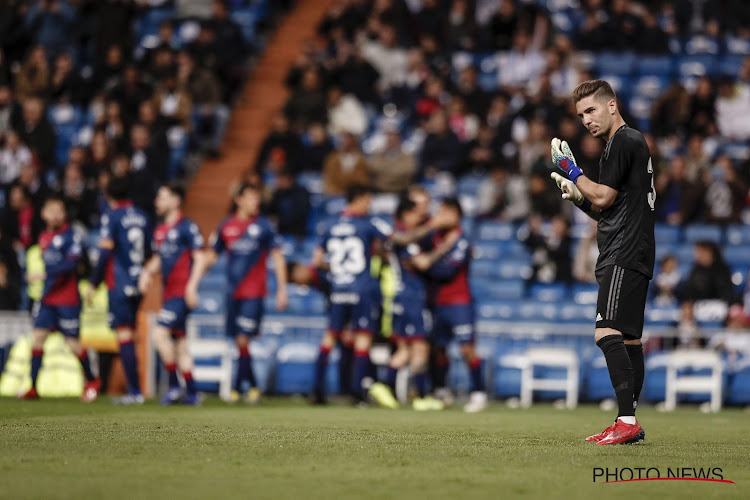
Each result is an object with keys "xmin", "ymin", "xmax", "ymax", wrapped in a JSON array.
[
  {"xmin": 585, "ymin": 422, "xmax": 616, "ymax": 442},
  {"xmin": 18, "ymin": 387, "xmax": 39, "ymax": 400},
  {"xmin": 597, "ymin": 420, "xmax": 644, "ymax": 445},
  {"xmin": 81, "ymin": 378, "xmax": 101, "ymax": 403}
]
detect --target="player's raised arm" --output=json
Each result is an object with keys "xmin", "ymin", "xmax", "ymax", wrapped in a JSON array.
[{"xmin": 411, "ymin": 228, "xmax": 461, "ymax": 272}]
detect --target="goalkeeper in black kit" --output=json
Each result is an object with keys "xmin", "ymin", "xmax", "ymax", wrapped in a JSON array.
[{"xmin": 550, "ymin": 80, "xmax": 655, "ymax": 445}]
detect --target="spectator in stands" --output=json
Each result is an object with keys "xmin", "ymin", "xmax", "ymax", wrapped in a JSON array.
[
  {"xmin": 527, "ymin": 169, "xmax": 561, "ymax": 219},
  {"xmin": 446, "ymin": 0, "xmax": 478, "ymax": 52},
  {"xmin": 24, "ymin": 0, "xmax": 76, "ymax": 60},
  {"xmin": 327, "ymin": 85, "xmax": 367, "ymax": 137},
  {"xmin": 367, "ymin": 126, "xmax": 417, "ymax": 193},
  {"xmin": 498, "ymin": 30, "xmax": 545, "ymax": 91},
  {"xmin": 0, "ymin": 83, "xmax": 22, "ymax": 144},
  {"xmin": 636, "ymin": 9, "xmax": 670, "ymax": 54},
  {"xmin": 485, "ymin": 93, "xmax": 514, "ymax": 148},
  {"xmin": 0, "ymin": 226, "xmax": 21, "ymax": 310},
  {"xmin": 152, "ymin": 68, "xmax": 193, "ymax": 130},
  {"xmin": 255, "ymin": 112, "xmax": 304, "ymax": 174},
  {"xmin": 1, "ymin": 184, "xmax": 40, "ymax": 251},
  {"xmin": 575, "ymin": 133, "xmax": 604, "ymax": 182},
  {"xmin": 715, "ymin": 76, "xmax": 750, "ymax": 141},
  {"xmin": 688, "ymin": 76, "xmax": 715, "ymax": 136},
  {"xmin": 651, "ymin": 254, "xmax": 681, "ymax": 306},
  {"xmin": 518, "ymin": 118, "xmax": 549, "ymax": 176},
  {"xmin": 477, "ymin": 166, "xmax": 529, "ymax": 222},
  {"xmin": 573, "ymin": 222, "xmax": 598, "ymax": 284},
  {"xmin": 522, "ymin": 214, "xmax": 572, "ymax": 283},
  {"xmin": 703, "ymin": 155, "xmax": 746, "ymax": 225},
  {"xmin": 61, "ymin": 162, "xmax": 97, "ymax": 229},
  {"xmin": 137, "ymin": 99, "xmax": 169, "ymax": 158},
  {"xmin": 415, "ymin": 76, "xmax": 444, "ymax": 123},
  {"xmin": 209, "ymin": 0, "xmax": 249, "ymax": 100},
  {"xmin": 93, "ymin": 44, "xmax": 126, "ymax": 95},
  {"xmin": 322, "ymin": 132, "xmax": 368, "ymax": 196},
  {"xmin": 0, "ymin": 130, "xmax": 32, "ymax": 190},
  {"xmin": 108, "ymin": 64, "xmax": 154, "ymax": 127},
  {"xmin": 188, "ymin": 23, "xmax": 220, "ymax": 75},
  {"xmin": 360, "ymin": 24, "xmax": 408, "ymax": 96},
  {"xmin": 17, "ymin": 96, "xmax": 56, "ymax": 170},
  {"xmin": 447, "ymin": 95, "xmax": 478, "ymax": 142},
  {"xmin": 604, "ymin": 0, "xmax": 642, "ymax": 50},
  {"xmin": 142, "ymin": 20, "xmax": 178, "ymax": 70},
  {"xmin": 546, "ymin": 49, "xmax": 579, "ymax": 101},
  {"xmin": 92, "ymin": 0, "xmax": 139, "ymax": 66},
  {"xmin": 266, "ymin": 169, "xmax": 310, "ymax": 238},
  {"xmin": 284, "ymin": 67, "xmax": 327, "ymax": 129},
  {"xmin": 14, "ymin": 45, "xmax": 50, "ymax": 102},
  {"xmin": 147, "ymin": 45, "xmax": 177, "ymax": 84},
  {"xmin": 489, "ymin": 0, "xmax": 520, "ymax": 50},
  {"xmin": 99, "ymin": 99, "xmax": 128, "ymax": 152},
  {"xmin": 679, "ymin": 241, "xmax": 735, "ymax": 341},
  {"xmin": 420, "ymin": 111, "xmax": 462, "ymax": 178},
  {"xmin": 177, "ymin": 50, "xmax": 229, "ymax": 156},
  {"xmin": 16, "ymin": 162, "xmax": 48, "ymax": 210},
  {"xmin": 330, "ymin": 42, "xmax": 380, "ymax": 106},
  {"xmin": 300, "ymin": 123, "xmax": 334, "ymax": 173},
  {"xmin": 654, "ymin": 155, "xmax": 702, "ymax": 225},
  {"xmin": 83, "ymin": 130, "xmax": 112, "ymax": 181},
  {"xmin": 129, "ymin": 122, "xmax": 166, "ymax": 186},
  {"xmin": 453, "ymin": 66, "xmax": 489, "ymax": 118},
  {"xmin": 650, "ymin": 83, "xmax": 690, "ymax": 138},
  {"xmin": 414, "ymin": 0, "xmax": 445, "ymax": 41},
  {"xmin": 49, "ymin": 52, "xmax": 83, "ymax": 106},
  {"xmin": 684, "ymin": 134, "xmax": 711, "ymax": 183},
  {"xmin": 464, "ymin": 123, "xmax": 499, "ymax": 174}
]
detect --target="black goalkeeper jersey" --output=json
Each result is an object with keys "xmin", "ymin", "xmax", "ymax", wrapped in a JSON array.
[{"xmin": 595, "ymin": 125, "xmax": 655, "ymax": 279}]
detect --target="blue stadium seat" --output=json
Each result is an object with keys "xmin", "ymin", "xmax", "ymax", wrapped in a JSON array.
[
  {"xmin": 559, "ymin": 303, "xmax": 596, "ymax": 323},
  {"xmin": 725, "ymin": 35, "xmax": 750, "ymax": 55},
  {"xmin": 582, "ymin": 352, "xmax": 614, "ymax": 401},
  {"xmin": 724, "ymin": 246, "xmax": 750, "ymax": 266},
  {"xmin": 470, "ymin": 259, "xmax": 499, "ymax": 280},
  {"xmin": 718, "ymin": 55, "xmax": 746, "ymax": 77},
  {"xmin": 473, "ymin": 242, "xmax": 503, "ymax": 261},
  {"xmin": 528, "ymin": 282, "xmax": 568, "ymax": 303},
  {"xmin": 674, "ymin": 244, "xmax": 695, "ymax": 263},
  {"xmin": 473, "ymin": 279, "xmax": 525, "ymax": 301},
  {"xmin": 654, "ymin": 223, "xmax": 681, "ymax": 242},
  {"xmin": 194, "ymin": 290, "xmax": 226, "ymax": 315},
  {"xmin": 477, "ymin": 221, "xmax": 516, "ymax": 241},
  {"xmin": 457, "ymin": 175, "xmax": 486, "ymax": 197},
  {"xmin": 571, "ymin": 283, "xmax": 598, "ymax": 305},
  {"xmin": 730, "ymin": 265, "xmax": 749, "ymax": 293},
  {"xmin": 633, "ymin": 75, "xmax": 670, "ymax": 99},
  {"xmin": 476, "ymin": 54, "xmax": 500, "ymax": 92},
  {"xmin": 493, "ymin": 352, "xmax": 525, "ymax": 398},
  {"xmin": 721, "ymin": 142, "xmax": 750, "ymax": 162},
  {"xmin": 684, "ymin": 35, "xmax": 721, "ymax": 55},
  {"xmin": 643, "ymin": 352, "xmax": 669, "ymax": 402},
  {"xmin": 678, "ymin": 54, "xmax": 718, "ymax": 77},
  {"xmin": 636, "ymin": 56, "xmax": 674, "ymax": 76},
  {"xmin": 518, "ymin": 301, "xmax": 560, "ymax": 322},
  {"xmin": 497, "ymin": 259, "xmax": 533, "ymax": 280},
  {"xmin": 655, "ymin": 244, "xmax": 677, "ymax": 261},
  {"xmin": 199, "ymin": 273, "xmax": 226, "ymax": 292},
  {"xmin": 594, "ymin": 52, "xmax": 635, "ymax": 76},
  {"xmin": 645, "ymin": 304, "xmax": 680, "ymax": 327},
  {"xmin": 246, "ymin": 337, "xmax": 278, "ymax": 393},
  {"xmin": 683, "ymin": 224, "xmax": 723, "ymax": 244},
  {"xmin": 728, "ymin": 356, "xmax": 750, "ymax": 405},
  {"xmin": 476, "ymin": 299, "xmax": 520, "ymax": 320},
  {"xmin": 274, "ymin": 342, "xmax": 339, "ymax": 395}
]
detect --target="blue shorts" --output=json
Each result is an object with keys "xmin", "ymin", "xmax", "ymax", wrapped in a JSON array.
[
  {"xmin": 328, "ymin": 291, "xmax": 375, "ymax": 335},
  {"xmin": 157, "ymin": 297, "xmax": 190, "ymax": 336},
  {"xmin": 227, "ymin": 298, "xmax": 264, "ymax": 337},
  {"xmin": 432, "ymin": 304, "xmax": 475, "ymax": 347},
  {"xmin": 33, "ymin": 303, "xmax": 81, "ymax": 337},
  {"xmin": 392, "ymin": 298, "xmax": 428, "ymax": 341},
  {"xmin": 108, "ymin": 291, "xmax": 142, "ymax": 330}
]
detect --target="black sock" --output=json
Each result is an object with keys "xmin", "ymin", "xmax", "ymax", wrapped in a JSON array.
[
  {"xmin": 626, "ymin": 343, "xmax": 644, "ymax": 413},
  {"xmin": 596, "ymin": 335, "xmax": 634, "ymax": 418}
]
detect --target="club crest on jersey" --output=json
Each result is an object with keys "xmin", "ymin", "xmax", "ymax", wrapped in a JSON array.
[
  {"xmin": 168, "ymin": 229, "xmax": 178, "ymax": 241},
  {"xmin": 52, "ymin": 235, "xmax": 63, "ymax": 247},
  {"xmin": 247, "ymin": 224, "xmax": 260, "ymax": 237}
]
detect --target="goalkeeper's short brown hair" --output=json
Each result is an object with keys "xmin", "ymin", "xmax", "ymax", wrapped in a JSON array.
[{"xmin": 571, "ymin": 79, "xmax": 616, "ymax": 104}]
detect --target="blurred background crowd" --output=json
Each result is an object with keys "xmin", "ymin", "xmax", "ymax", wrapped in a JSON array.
[{"xmin": 1, "ymin": 0, "xmax": 750, "ymax": 348}]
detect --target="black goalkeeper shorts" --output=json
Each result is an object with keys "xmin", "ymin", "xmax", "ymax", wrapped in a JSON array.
[{"xmin": 595, "ymin": 265, "xmax": 649, "ymax": 340}]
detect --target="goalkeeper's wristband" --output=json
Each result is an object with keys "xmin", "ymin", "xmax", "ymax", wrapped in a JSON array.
[
  {"xmin": 578, "ymin": 198, "xmax": 592, "ymax": 213},
  {"xmin": 563, "ymin": 159, "xmax": 583, "ymax": 184}
]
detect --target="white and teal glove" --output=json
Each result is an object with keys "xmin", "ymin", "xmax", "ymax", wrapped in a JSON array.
[
  {"xmin": 551, "ymin": 138, "xmax": 583, "ymax": 184},
  {"xmin": 550, "ymin": 172, "xmax": 592, "ymax": 212}
]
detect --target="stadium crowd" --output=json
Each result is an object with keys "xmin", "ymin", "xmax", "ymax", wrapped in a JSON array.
[{"xmin": 2, "ymin": 0, "xmax": 750, "ymax": 399}]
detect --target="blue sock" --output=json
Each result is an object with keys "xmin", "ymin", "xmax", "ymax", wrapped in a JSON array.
[
  {"xmin": 236, "ymin": 347, "xmax": 250, "ymax": 392},
  {"xmin": 313, "ymin": 346, "xmax": 330, "ymax": 395},
  {"xmin": 182, "ymin": 371, "xmax": 196, "ymax": 395},
  {"xmin": 78, "ymin": 351, "xmax": 96, "ymax": 382},
  {"xmin": 414, "ymin": 372, "xmax": 428, "ymax": 398},
  {"xmin": 352, "ymin": 350, "xmax": 369, "ymax": 399},
  {"xmin": 385, "ymin": 366, "xmax": 398, "ymax": 391},
  {"xmin": 31, "ymin": 348, "xmax": 43, "ymax": 387},
  {"xmin": 339, "ymin": 343, "xmax": 353, "ymax": 395},
  {"xmin": 119, "ymin": 341, "xmax": 141, "ymax": 395},
  {"xmin": 166, "ymin": 362, "xmax": 179, "ymax": 388},
  {"xmin": 469, "ymin": 357, "xmax": 485, "ymax": 392},
  {"xmin": 432, "ymin": 349, "xmax": 448, "ymax": 389}
]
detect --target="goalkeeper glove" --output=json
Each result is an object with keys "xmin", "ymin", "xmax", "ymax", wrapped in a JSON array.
[
  {"xmin": 551, "ymin": 172, "xmax": 591, "ymax": 212},
  {"xmin": 551, "ymin": 138, "xmax": 583, "ymax": 184}
]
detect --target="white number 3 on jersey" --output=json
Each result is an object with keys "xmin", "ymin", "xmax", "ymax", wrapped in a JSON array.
[{"xmin": 647, "ymin": 158, "xmax": 656, "ymax": 211}]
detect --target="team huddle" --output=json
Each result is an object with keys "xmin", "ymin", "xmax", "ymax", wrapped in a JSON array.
[{"xmin": 18, "ymin": 79, "xmax": 655, "ymax": 444}]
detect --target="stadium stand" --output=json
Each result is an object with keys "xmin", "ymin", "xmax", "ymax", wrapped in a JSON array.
[{"xmin": 1, "ymin": 0, "xmax": 750, "ymax": 407}]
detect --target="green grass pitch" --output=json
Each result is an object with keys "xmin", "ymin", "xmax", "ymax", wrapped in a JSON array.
[{"xmin": 1, "ymin": 398, "xmax": 748, "ymax": 499}]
